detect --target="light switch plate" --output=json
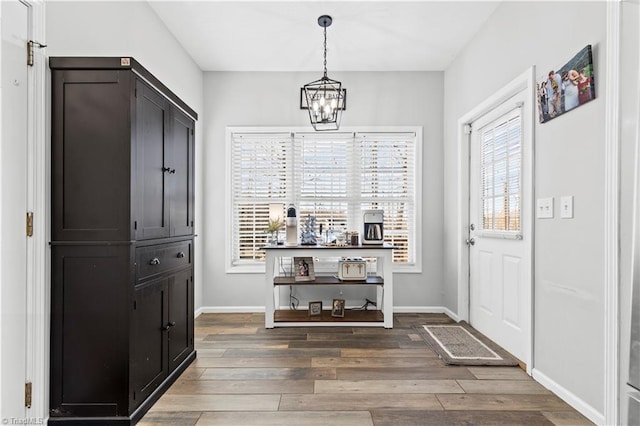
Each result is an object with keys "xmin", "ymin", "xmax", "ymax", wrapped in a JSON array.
[
  {"xmin": 537, "ymin": 197, "xmax": 554, "ymax": 219},
  {"xmin": 560, "ymin": 196, "xmax": 574, "ymax": 218}
]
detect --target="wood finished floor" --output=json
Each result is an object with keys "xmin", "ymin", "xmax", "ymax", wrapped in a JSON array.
[{"xmin": 140, "ymin": 313, "xmax": 593, "ymax": 425}]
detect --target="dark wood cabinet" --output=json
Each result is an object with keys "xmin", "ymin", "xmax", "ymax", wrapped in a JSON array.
[
  {"xmin": 169, "ymin": 108, "xmax": 195, "ymax": 237},
  {"xmin": 135, "ymin": 79, "xmax": 195, "ymax": 241},
  {"xmin": 49, "ymin": 57, "xmax": 197, "ymax": 425},
  {"xmin": 168, "ymin": 268, "xmax": 195, "ymax": 371},
  {"xmin": 132, "ymin": 278, "xmax": 169, "ymax": 409}
]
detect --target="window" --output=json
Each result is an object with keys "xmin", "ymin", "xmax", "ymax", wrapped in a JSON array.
[
  {"xmin": 479, "ymin": 109, "xmax": 521, "ymax": 233},
  {"xmin": 227, "ymin": 128, "xmax": 421, "ymax": 271}
]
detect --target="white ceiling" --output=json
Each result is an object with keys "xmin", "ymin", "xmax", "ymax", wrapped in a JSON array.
[{"xmin": 149, "ymin": 1, "xmax": 502, "ymax": 72}]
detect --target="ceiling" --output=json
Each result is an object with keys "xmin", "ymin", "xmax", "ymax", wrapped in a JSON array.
[{"xmin": 149, "ymin": 1, "xmax": 502, "ymax": 72}]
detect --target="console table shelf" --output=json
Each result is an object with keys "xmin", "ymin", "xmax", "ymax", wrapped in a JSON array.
[
  {"xmin": 273, "ymin": 275, "xmax": 384, "ymax": 285},
  {"xmin": 265, "ymin": 244, "xmax": 394, "ymax": 328},
  {"xmin": 275, "ymin": 309, "xmax": 384, "ymax": 323}
]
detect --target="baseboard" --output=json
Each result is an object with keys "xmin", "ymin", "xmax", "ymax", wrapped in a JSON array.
[
  {"xmin": 393, "ymin": 306, "xmax": 460, "ymax": 321},
  {"xmin": 196, "ymin": 306, "xmax": 265, "ymax": 317},
  {"xmin": 196, "ymin": 305, "xmax": 458, "ymax": 320},
  {"xmin": 532, "ymin": 368, "xmax": 605, "ymax": 425}
]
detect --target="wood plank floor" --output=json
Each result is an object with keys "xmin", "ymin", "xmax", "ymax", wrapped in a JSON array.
[{"xmin": 139, "ymin": 313, "xmax": 593, "ymax": 425}]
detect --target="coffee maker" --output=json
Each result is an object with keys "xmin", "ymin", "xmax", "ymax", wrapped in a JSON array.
[
  {"xmin": 363, "ymin": 209, "xmax": 384, "ymax": 245},
  {"xmin": 285, "ymin": 204, "xmax": 298, "ymax": 246}
]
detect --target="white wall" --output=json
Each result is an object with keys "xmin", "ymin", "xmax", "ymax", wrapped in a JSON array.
[
  {"xmin": 443, "ymin": 1, "xmax": 607, "ymax": 419},
  {"xmin": 202, "ymin": 71, "xmax": 444, "ymax": 310},
  {"xmin": 46, "ymin": 1, "xmax": 205, "ymax": 309}
]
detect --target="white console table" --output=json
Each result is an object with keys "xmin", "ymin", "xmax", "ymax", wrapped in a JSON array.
[{"xmin": 264, "ymin": 244, "xmax": 394, "ymax": 328}]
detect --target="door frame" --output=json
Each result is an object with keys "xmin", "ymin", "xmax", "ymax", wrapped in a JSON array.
[
  {"xmin": 456, "ymin": 66, "xmax": 535, "ymax": 373},
  {"xmin": 23, "ymin": 0, "xmax": 48, "ymax": 420}
]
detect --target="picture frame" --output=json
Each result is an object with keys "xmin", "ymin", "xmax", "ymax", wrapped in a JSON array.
[
  {"xmin": 293, "ymin": 257, "xmax": 315, "ymax": 282},
  {"xmin": 331, "ymin": 298, "xmax": 345, "ymax": 318},
  {"xmin": 537, "ymin": 44, "xmax": 596, "ymax": 123},
  {"xmin": 300, "ymin": 87, "xmax": 347, "ymax": 110},
  {"xmin": 308, "ymin": 301, "xmax": 323, "ymax": 316}
]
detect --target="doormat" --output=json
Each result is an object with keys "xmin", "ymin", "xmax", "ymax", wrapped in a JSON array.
[{"xmin": 414, "ymin": 322, "xmax": 519, "ymax": 366}]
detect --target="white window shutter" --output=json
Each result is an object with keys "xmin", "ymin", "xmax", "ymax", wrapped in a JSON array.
[
  {"xmin": 479, "ymin": 110, "xmax": 522, "ymax": 233},
  {"xmin": 229, "ymin": 129, "xmax": 419, "ymax": 267},
  {"xmin": 231, "ymin": 132, "xmax": 291, "ymax": 263}
]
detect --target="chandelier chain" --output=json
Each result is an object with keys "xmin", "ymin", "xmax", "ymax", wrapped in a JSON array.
[{"xmin": 323, "ymin": 25, "xmax": 327, "ymax": 78}]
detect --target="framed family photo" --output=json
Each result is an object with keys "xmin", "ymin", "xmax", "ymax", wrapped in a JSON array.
[
  {"xmin": 294, "ymin": 257, "xmax": 315, "ymax": 282},
  {"xmin": 537, "ymin": 44, "xmax": 596, "ymax": 123},
  {"xmin": 331, "ymin": 298, "xmax": 345, "ymax": 318}
]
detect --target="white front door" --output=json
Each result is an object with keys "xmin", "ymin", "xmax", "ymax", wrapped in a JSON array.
[
  {"xmin": 0, "ymin": 0, "xmax": 29, "ymax": 418},
  {"xmin": 468, "ymin": 88, "xmax": 532, "ymax": 364}
]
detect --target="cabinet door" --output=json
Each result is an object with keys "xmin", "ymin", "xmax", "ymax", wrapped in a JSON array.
[
  {"xmin": 168, "ymin": 268, "xmax": 194, "ymax": 372},
  {"xmin": 50, "ymin": 245, "xmax": 130, "ymax": 417},
  {"xmin": 131, "ymin": 279, "xmax": 168, "ymax": 409},
  {"xmin": 169, "ymin": 108, "xmax": 195, "ymax": 237},
  {"xmin": 135, "ymin": 79, "xmax": 170, "ymax": 240},
  {"xmin": 51, "ymin": 69, "xmax": 132, "ymax": 242}
]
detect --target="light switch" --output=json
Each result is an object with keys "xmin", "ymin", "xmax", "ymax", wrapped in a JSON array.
[
  {"xmin": 537, "ymin": 197, "xmax": 554, "ymax": 219},
  {"xmin": 560, "ymin": 196, "xmax": 574, "ymax": 219}
]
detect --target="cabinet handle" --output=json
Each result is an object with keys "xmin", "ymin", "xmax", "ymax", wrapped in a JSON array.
[
  {"xmin": 162, "ymin": 167, "xmax": 171, "ymax": 173},
  {"xmin": 169, "ymin": 168, "xmax": 176, "ymax": 174},
  {"xmin": 163, "ymin": 321, "xmax": 176, "ymax": 331},
  {"xmin": 177, "ymin": 252, "xmax": 185, "ymax": 259},
  {"xmin": 149, "ymin": 257, "xmax": 160, "ymax": 265}
]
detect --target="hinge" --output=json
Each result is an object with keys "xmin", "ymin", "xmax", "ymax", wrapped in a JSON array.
[
  {"xmin": 463, "ymin": 123, "xmax": 472, "ymax": 135},
  {"xmin": 191, "ymin": 220, "xmax": 194, "ymax": 227},
  {"xmin": 134, "ymin": 221, "xmax": 137, "ymax": 230},
  {"xmin": 26, "ymin": 212, "xmax": 34, "ymax": 237},
  {"xmin": 191, "ymin": 128, "xmax": 194, "ymax": 136},
  {"xmin": 25, "ymin": 382, "xmax": 32, "ymax": 408},
  {"xmin": 133, "ymin": 300, "xmax": 137, "ymax": 310},
  {"xmin": 27, "ymin": 40, "xmax": 47, "ymax": 67}
]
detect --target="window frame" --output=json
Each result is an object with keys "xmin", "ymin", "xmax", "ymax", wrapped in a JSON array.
[
  {"xmin": 475, "ymin": 107, "xmax": 523, "ymax": 240},
  {"xmin": 225, "ymin": 126, "xmax": 423, "ymax": 273}
]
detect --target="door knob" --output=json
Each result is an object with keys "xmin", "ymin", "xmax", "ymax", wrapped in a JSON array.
[
  {"xmin": 177, "ymin": 252, "xmax": 185, "ymax": 258},
  {"xmin": 466, "ymin": 238, "xmax": 475, "ymax": 246}
]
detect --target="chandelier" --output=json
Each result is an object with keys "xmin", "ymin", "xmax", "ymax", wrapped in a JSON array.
[{"xmin": 303, "ymin": 15, "xmax": 346, "ymax": 131}]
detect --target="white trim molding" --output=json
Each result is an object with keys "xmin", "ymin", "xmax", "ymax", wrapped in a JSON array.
[
  {"xmin": 533, "ymin": 368, "xmax": 605, "ymax": 426},
  {"xmin": 196, "ymin": 306, "xmax": 459, "ymax": 321},
  {"xmin": 604, "ymin": 1, "xmax": 621, "ymax": 425},
  {"xmin": 22, "ymin": 0, "xmax": 49, "ymax": 422}
]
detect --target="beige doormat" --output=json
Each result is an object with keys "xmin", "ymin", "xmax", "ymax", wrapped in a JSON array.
[{"xmin": 415, "ymin": 321, "xmax": 519, "ymax": 366}]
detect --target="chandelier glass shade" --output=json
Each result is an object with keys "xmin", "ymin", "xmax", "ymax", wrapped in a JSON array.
[{"xmin": 303, "ymin": 15, "xmax": 345, "ymax": 131}]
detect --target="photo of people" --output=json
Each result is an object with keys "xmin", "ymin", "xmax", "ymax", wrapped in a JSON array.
[
  {"xmin": 293, "ymin": 257, "xmax": 315, "ymax": 281},
  {"xmin": 537, "ymin": 45, "xmax": 595, "ymax": 123},
  {"xmin": 331, "ymin": 298, "xmax": 345, "ymax": 318}
]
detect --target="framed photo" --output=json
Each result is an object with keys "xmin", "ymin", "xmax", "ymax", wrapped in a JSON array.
[
  {"xmin": 331, "ymin": 298, "xmax": 345, "ymax": 318},
  {"xmin": 300, "ymin": 87, "xmax": 347, "ymax": 110},
  {"xmin": 308, "ymin": 301, "xmax": 323, "ymax": 316},
  {"xmin": 294, "ymin": 257, "xmax": 315, "ymax": 282},
  {"xmin": 537, "ymin": 44, "xmax": 596, "ymax": 123}
]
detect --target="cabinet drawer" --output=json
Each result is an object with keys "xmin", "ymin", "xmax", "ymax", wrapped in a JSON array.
[{"xmin": 136, "ymin": 241, "xmax": 192, "ymax": 281}]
